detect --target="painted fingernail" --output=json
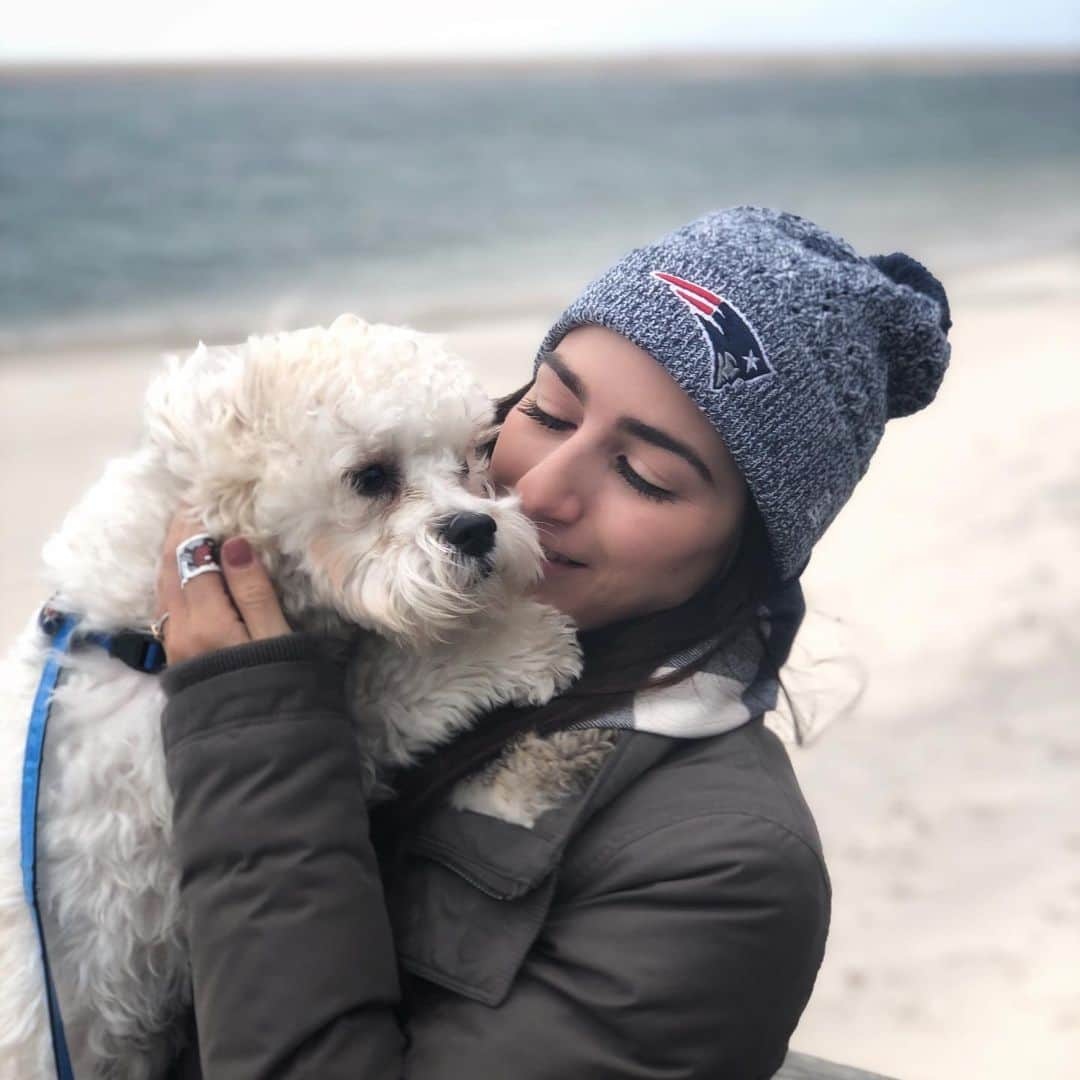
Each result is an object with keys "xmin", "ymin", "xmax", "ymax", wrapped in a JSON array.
[{"xmin": 222, "ymin": 537, "xmax": 253, "ymax": 567}]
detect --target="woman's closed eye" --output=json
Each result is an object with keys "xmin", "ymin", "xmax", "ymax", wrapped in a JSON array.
[
  {"xmin": 519, "ymin": 397, "xmax": 574, "ymax": 432},
  {"xmin": 517, "ymin": 398, "xmax": 676, "ymax": 503}
]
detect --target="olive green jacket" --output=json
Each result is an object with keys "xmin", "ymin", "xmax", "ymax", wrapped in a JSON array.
[{"xmin": 160, "ymin": 634, "xmax": 830, "ymax": 1079}]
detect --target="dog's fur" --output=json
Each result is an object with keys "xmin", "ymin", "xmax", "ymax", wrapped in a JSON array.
[{"xmin": 0, "ymin": 315, "xmax": 582, "ymax": 1078}]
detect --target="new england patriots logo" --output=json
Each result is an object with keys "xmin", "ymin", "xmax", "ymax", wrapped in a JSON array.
[{"xmin": 651, "ymin": 271, "xmax": 774, "ymax": 390}]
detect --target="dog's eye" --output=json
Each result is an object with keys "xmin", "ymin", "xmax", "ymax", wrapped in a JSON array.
[{"xmin": 345, "ymin": 464, "xmax": 398, "ymax": 497}]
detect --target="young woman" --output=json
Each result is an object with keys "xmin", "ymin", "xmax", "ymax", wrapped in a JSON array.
[{"xmin": 155, "ymin": 205, "xmax": 951, "ymax": 1079}]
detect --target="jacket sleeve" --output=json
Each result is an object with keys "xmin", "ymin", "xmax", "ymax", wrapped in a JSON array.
[
  {"xmin": 160, "ymin": 633, "xmax": 406, "ymax": 1079},
  {"xmin": 403, "ymin": 811, "xmax": 830, "ymax": 1080}
]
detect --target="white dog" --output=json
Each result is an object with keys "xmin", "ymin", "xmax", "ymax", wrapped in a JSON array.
[{"xmin": 0, "ymin": 315, "xmax": 582, "ymax": 1079}]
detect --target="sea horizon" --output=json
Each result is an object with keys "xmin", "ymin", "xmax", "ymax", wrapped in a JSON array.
[{"xmin": 3, "ymin": 46, "xmax": 1078, "ymax": 77}]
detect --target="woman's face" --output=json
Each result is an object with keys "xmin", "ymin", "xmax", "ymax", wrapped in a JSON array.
[{"xmin": 490, "ymin": 325, "xmax": 748, "ymax": 631}]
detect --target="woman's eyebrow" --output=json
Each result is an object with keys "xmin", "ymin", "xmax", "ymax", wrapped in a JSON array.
[
  {"xmin": 540, "ymin": 349, "xmax": 589, "ymax": 402},
  {"xmin": 618, "ymin": 417, "xmax": 714, "ymax": 485},
  {"xmin": 539, "ymin": 350, "xmax": 714, "ymax": 485}
]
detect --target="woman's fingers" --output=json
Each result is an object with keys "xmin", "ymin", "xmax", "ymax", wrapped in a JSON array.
[
  {"xmin": 220, "ymin": 537, "xmax": 292, "ymax": 640},
  {"xmin": 154, "ymin": 513, "xmax": 291, "ymax": 662},
  {"xmin": 179, "ymin": 567, "xmax": 250, "ymax": 653},
  {"xmin": 156, "ymin": 513, "xmax": 250, "ymax": 664}
]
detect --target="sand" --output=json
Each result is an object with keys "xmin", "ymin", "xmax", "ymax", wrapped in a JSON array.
[{"xmin": 2, "ymin": 252, "xmax": 1077, "ymax": 1078}]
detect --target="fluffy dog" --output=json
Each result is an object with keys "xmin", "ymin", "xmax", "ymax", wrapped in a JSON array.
[{"xmin": 0, "ymin": 314, "xmax": 582, "ymax": 1078}]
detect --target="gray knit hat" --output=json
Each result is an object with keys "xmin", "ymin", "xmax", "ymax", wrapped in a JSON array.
[{"xmin": 536, "ymin": 205, "xmax": 952, "ymax": 583}]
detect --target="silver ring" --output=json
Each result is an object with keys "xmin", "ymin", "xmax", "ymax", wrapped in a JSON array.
[
  {"xmin": 150, "ymin": 612, "xmax": 170, "ymax": 642},
  {"xmin": 176, "ymin": 533, "xmax": 221, "ymax": 589}
]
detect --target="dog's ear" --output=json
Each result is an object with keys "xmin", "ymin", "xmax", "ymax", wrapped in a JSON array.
[
  {"xmin": 144, "ymin": 341, "xmax": 254, "ymax": 452},
  {"xmin": 143, "ymin": 339, "xmax": 270, "ymax": 536}
]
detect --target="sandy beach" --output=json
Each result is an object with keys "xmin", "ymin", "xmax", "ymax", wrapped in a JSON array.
[{"xmin": 1, "ymin": 250, "xmax": 1077, "ymax": 1078}]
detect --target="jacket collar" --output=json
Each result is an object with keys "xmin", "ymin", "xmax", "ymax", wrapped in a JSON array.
[{"xmin": 405, "ymin": 730, "xmax": 676, "ymax": 900}]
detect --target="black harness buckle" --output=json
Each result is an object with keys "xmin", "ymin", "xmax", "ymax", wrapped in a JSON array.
[{"xmin": 107, "ymin": 632, "xmax": 167, "ymax": 675}]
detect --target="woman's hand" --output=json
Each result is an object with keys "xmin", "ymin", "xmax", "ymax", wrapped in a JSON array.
[{"xmin": 155, "ymin": 512, "xmax": 292, "ymax": 665}]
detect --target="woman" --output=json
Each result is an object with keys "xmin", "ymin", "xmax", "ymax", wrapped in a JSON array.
[{"xmin": 156, "ymin": 206, "xmax": 951, "ymax": 1079}]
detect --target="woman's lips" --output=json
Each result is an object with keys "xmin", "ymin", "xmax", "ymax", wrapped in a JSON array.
[{"xmin": 540, "ymin": 545, "xmax": 587, "ymax": 569}]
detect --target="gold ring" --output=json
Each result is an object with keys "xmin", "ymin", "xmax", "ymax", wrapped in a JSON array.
[{"xmin": 150, "ymin": 612, "xmax": 171, "ymax": 642}]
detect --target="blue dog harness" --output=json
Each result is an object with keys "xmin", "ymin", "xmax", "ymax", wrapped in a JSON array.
[{"xmin": 21, "ymin": 605, "xmax": 166, "ymax": 1080}]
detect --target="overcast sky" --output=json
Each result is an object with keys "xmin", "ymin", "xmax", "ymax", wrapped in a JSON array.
[{"xmin": 4, "ymin": 0, "xmax": 1079, "ymax": 63}]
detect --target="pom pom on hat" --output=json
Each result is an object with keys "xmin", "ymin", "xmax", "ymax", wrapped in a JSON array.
[
  {"xmin": 869, "ymin": 252, "xmax": 952, "ymax": 334},
  {"xmin": 868, "ymin": 251, "xmax": 953, "ymax": 420}
]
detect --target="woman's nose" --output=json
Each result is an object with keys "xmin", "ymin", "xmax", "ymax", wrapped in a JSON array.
[{"xmin": 514, "ymin": 450, "xmax": 585, "ymax": 526}]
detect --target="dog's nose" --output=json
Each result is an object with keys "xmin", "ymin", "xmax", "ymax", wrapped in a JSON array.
[{"xmin": 441, "ymin": 512, "xmax": 497, "ymax": 557}]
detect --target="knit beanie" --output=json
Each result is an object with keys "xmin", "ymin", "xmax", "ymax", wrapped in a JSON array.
[{"xmin": 535, "ymin": 205, "xmax": 952, "ymax": 584}]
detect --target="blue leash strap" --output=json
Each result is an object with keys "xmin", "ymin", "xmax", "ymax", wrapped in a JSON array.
[{"xmin": 20, "ymin": 613, "xmax": 79, "ymax": 1080}]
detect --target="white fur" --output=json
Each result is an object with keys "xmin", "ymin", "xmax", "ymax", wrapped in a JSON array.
[
  {"xmin": 0, "ymin": 315, "xmax": 582, "ymax": 1079},
  {"xmin": 450, "ymin": 728, "xmax": 619, "ymax": 828}
]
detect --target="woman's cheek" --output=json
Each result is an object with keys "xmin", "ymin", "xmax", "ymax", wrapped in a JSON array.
[
  {"xmin": 625, "ymin": 504, "xmax": 708, "ymax": 570},
  {"xmin": 605, "ymin": 501, "xmax": 677, "ymax": 566},
  {"xmin": 490, "ymin": 411, "xmax": 542, "ymax": 489},
  {"xmin": 489, "ymin": 424, "xmax": 521, "ymax": 489}
]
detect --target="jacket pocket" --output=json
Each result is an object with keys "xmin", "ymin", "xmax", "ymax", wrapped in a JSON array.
[{"xmin": 391, "ymin": 849, "xmax": 558, "ymax": 1008}]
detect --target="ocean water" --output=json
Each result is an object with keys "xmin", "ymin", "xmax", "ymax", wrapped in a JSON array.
[{"xmin": 1, "ymin": 62, "xmax": 1077, "ymax": 354}]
